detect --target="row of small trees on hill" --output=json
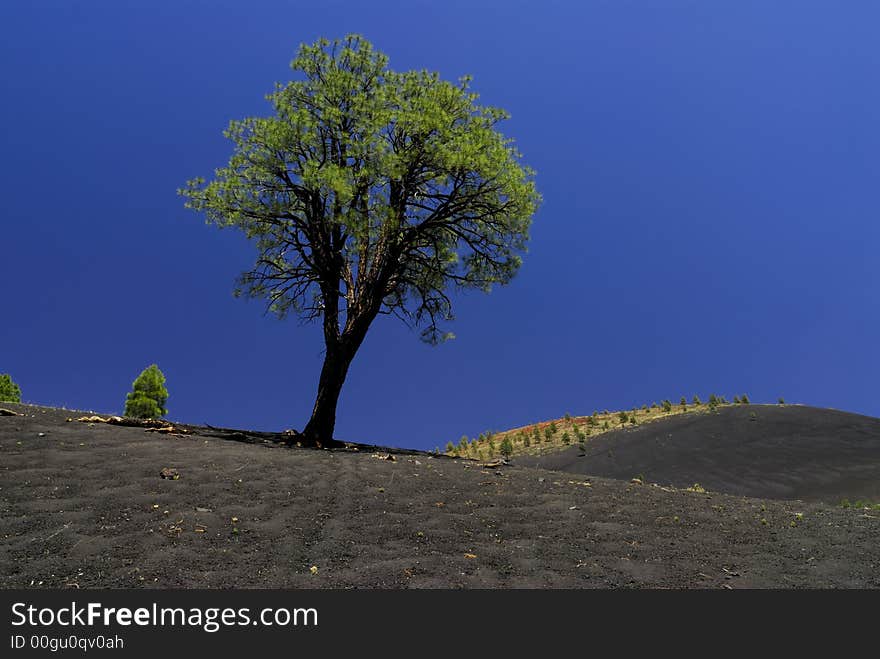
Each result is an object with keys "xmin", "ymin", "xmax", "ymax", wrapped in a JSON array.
[{"xmin": 445, "ymin": 392, "xmax": 783, "ymax": 459}]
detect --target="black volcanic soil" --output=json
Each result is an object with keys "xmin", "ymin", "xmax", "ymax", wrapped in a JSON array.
[
  {"xmin": 1, "ymin": 403, "xmax": 879, "ymax": 588},
  {"xmin": 517, "ymin": 405, "xmax": 880, "ymax": 503}
]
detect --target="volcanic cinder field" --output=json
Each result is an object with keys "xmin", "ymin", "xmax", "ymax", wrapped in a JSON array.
[{"xmin": 1, "ymin": 402, "xmax": 879, "ymax": 588}]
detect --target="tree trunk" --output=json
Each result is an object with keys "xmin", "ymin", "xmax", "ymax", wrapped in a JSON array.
[
  {"xmin": 300, "ymin": 277, "xmax": 385, "ymax": 447},
  {"xmin": 301, "ymin": 340, "xmax": 354, "ymax": 447}
]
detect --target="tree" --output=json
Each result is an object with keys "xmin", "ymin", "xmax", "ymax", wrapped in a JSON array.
[
  {"xmin": 500, "ymin": 436, "xmax": 514, "ymax": 458},
  {"xmin": 124, "ymin": 364, "xmax": 168, "ymax": 419},
  {"xmin": 692, "ymin": 394, "xmax": 701, "ymax": 405},
  {"xmin": 0, "ymin": 373, "xmax": 21, "ymax": 403},
  {"xmin": 181, "ymin": 36, "xmax": 540, "ymax": 445}
]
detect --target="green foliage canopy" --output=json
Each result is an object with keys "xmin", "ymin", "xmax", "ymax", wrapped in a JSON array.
[{"xmin": 181, "ymin": 35, "xmax": 540, "ymax": 346}]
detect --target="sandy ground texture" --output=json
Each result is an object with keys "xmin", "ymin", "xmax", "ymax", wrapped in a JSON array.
[
  {"xmin": 516, "ymin": 405, "xmax": 880, "ymax": 503},
  {"xmin": 1, "ymin": 403, "xmax": 878, "ymax": 588}
]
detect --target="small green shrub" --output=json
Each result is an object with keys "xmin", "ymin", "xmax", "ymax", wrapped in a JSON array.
[
  {"xmin": 0, "ymin": 373, "xmax": 22, "ymax": 403},
  {"xmin": 840, "ymin": 499, "xmax": 880, "ymax": 510},
  {"xmin": 124, "ymin": 364, "xmax": 168, "ymax": 419},
  {"xmin": 500, "ymin": 437, "xmax": 514, "ymax": 458},
  {"xmin": 692, "ymin": 395, "xmax": 701, "ymax": 405},
  {"xmin": 741, "ymin": 393, "xmax": 750, "ymax": 404},
  {"xmin": 661, "ymin": 400, "xmax": 672, "ymax": 413}
]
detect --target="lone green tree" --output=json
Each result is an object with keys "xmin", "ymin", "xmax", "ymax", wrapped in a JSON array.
[
  {"xmin": 124, "ymin": 365, "xmax": 168, "ymax": 419},
  {"xmin": 0, "ymin": 373, "xmax": 21, "ymax": 403},
  {"xmin": 181, "ymin": 35, "xmax": 539, "ymax": 445}
]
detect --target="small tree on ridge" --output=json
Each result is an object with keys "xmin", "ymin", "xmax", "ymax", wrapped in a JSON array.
[
  {"xmin": 0, "ymin": 374, "xmax": 21, "ymax": 403},
  {"xmin": 124, "ymin": 364, "xmax": 168, "ymax": 419}
]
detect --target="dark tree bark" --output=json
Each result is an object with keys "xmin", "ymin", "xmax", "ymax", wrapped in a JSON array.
[
  {"xmin": 301, "ymin": 339, "xmax": 353, "ymax": 446},
  {"xmin": 300, "ymin": 289, "xmax": 382, "ymax": 446}
]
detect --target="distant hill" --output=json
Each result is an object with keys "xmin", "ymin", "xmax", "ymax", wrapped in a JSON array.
[{"xmin": 514, "ymin": 405, "xmax": 880, "ymax": 503}]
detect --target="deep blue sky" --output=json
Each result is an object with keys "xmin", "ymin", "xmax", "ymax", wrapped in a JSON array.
[{"xmin": 2, "ymin": 1, "xmax": 878, "ymax": 449}]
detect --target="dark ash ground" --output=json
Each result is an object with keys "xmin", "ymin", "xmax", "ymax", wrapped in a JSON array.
[{"xmin": 1, "ymin": 404, "xmax": 878, "ymax": 588}]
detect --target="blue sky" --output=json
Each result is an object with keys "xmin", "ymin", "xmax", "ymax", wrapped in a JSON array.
[{"xmin": 2, "ymin": 1, "xmax": 878, "ymax": 449}]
